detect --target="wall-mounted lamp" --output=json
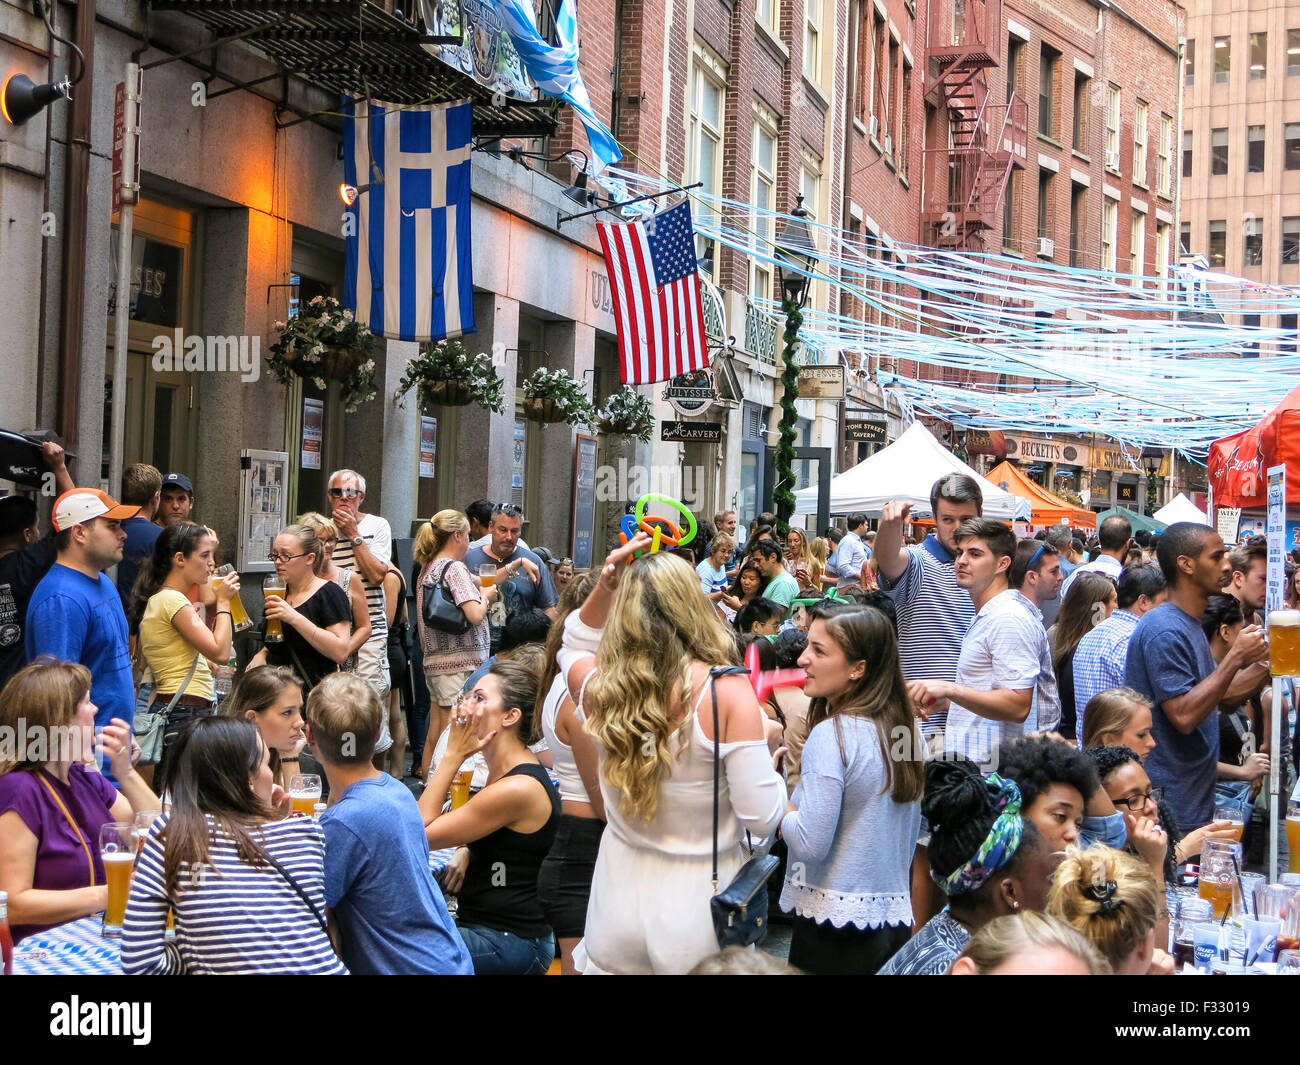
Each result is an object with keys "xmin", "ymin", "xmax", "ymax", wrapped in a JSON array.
[
  {"xmin": 0, "ymin": 72, "xmax": 70, "ymax": 126},
  {"xmin": 339, "ymin": 162, "xmax": 385, "ymax": 206}
]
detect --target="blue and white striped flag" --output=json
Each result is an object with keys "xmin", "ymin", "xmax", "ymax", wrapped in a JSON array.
[{"xmin": 342, "ymin": 97, "xmax": 476, "ymax": 341}]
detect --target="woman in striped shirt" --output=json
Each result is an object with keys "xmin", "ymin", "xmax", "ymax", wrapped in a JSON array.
[{"xmin": 121, "ymin": 717, "xmax": 346, "ymax": 975}]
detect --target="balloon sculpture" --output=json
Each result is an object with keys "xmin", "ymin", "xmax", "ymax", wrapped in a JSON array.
[
  {"xmin": 744, "ymin": 639, "xmax": 807, "ymax": 704},
  {"xmin": 618, "ymin": 493, "xmax": 699, "ymax": 560}
]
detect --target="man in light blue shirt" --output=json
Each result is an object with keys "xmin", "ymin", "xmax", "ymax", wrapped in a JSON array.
[{"xmin": 836, "ymin": 513, "xmax": 871, "ymax": 592}]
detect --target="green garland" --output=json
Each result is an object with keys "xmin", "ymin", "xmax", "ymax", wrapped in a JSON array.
[{"xmin": 773, "ymin": 301, "xmax": 803, "ymax": 536}]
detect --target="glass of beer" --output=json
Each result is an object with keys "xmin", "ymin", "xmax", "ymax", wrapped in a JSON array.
[
  {"xmin": 215, "ymin": 564, "xmax": 253, "ymax": 632},
  {"xmin": 1288, "ymin": 800, "xmax": 1300, "ymax": 875},
  {"xmin": 1269, "ymin": 609, "xmax": 1300, "ymax": 677},
  {"xmin": 1198, "ymin": 839, "xmax": 1241, "ymax": 920},
  {"xmin": 263, "ymin": 575, "xmax": 287, "ymax": 643},
  {"xmin": 1214, "ymin": 803, "xmax": 1245, "ymax": 843},
  {"xmin": 450, "ymin": 769, "xmax": 473, "ymax": 809},
  {"xmin": 478, "ymin": 564, "xmax": 497, "ymax": 589},
  {"xmin": 288, "ymin": 773, "xmax": 321, "ymax": 817},
  {"xmin": 131, "ymin": 809, "xmax": 162, "ymax": 859},
  {"xmin": 100, "ymin": 822, "xmax": 136, "ymax": 938}
]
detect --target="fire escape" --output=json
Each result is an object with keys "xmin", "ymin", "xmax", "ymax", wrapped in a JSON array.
[{"xmin": 921, "ymin": 0, "xmax": 1027, "ymax": 250}]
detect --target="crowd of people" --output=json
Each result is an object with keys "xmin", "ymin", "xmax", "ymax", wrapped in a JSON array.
[{"xmin": 0, "ymin": 452, "xmax": 1293, "ymax": 976}]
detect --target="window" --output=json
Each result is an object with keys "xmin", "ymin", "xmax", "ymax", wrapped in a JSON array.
[
  {"xmin": 1155, "ymin": 221, "xmax": 1170, "ymax": 292},
  {"xmin": 1250, "ymin": 31, "xmax": 1267, "ymax": 79},
  {"xmin": 801, "ymin": 161, "xmax": 823, "ymax": 309},
  {"xmin": 1038, "ymin": 46, "xmax": 1059, "ymax": 138},
  {"xmin": 887, "ymin": 37, "xmax": 901, "ymax": 153},
  {"xmin": 804, "ymin": 0, "xmax": 822, "ymax": 82},
  {"xmin": 1183, "ymin": 129, "xmax": 1193, "ymax": 178},
  {"xmin": 1105, "ymin": 86, "xmax": 1121, "ymax": 168},
  {"xmin": 1208, "ymin": 219, "xmax": 1226, "ymax": 267},
  {"xmin": 1290, "ymin": 30, "xmax": 1300, "ymax": 77},
  {"xmin": 899, "ymin": 61, "xmax": 913, "ymax": 179},
  {"xmin": 1133, "ymin": 101, "xmax": 1148, "ymax": 185},
  {"xmin": 1130, "ymin": 212, "xmax": 1145, "ymax": 285},
  {"xmin": 750, "ymin": 122, "xmax": 777, "ymax": 299},
  {"xmin": 1037, "ymin": 169, "xmax": 1052, "ymax": 239},
  {"xmin": 687, "ymin": 52, "xmax": 726, "ymax": 277},
  {"xmin": 1007, "ymin": 38, "xmax": 1024, "ymax": 103},
  {"xmin": 1248, "ymin": 126, "xmax": 1265, "ymax": 173},
  {"xmin": 1102, "ymin": 199, "xmax": 1118, "ymax": 271},
  {"xmin": 1288, "ymin": 123, "xmax": 1300, "ymax": 170},
  {"xmin": 1244, "ymin": 217, "xmax": 1263, "ymax": 266},
  {"xmin": 1073, "ymin": 74, "xmax": 1090, "ymax": 150},
  {"xmin": 855, "ymin": 12, "xmax": 873, "ymax": 122},
  {"xmin": 1281, "ymin": 314, "xmax": 1299, "ymax": 353},
  {"xmin": 874, "ymin": 15, "xmax": 890, "ymax": 136},
  {"xmin": 1185, "ymin": 39, "xmax": 1195, "ymax": 85},
  {"xmin": 756, "ymin": 0, "xmax": 777, "ymax": 34},
  {"xmin": 1211, "ymin": 127, "xmax": 1228, "ymax": 175},
  {"xmin": 1069, "ymin": 184, "xmax": 1085, "ymax": 267},
  {"xmin": 1214, "ymin": 35, "xmax": 1230, "ymax": 83},
  {"xmin": 1283, "ymin": 217, "xmax": 1300, "ymax": 264},
  {"xmin": 1243, "ymin": 314, "xmax": 1261, "ymax": 356},
  {"xmin": 1003, "ymin": 171, "xmax": 1018, "ymax": 249},
  {"xmin": 1180, "ymin": 220, "xmax": 1192, "ymax": 256},
  {"xmin": 1158, "ymin": 114, "xmax": 1173, "ymax": 196}
]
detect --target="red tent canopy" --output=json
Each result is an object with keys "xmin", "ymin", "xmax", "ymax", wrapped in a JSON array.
[{"xmin": 1207, "ymin": 382, "xmax": 1300, "ymax": 507}]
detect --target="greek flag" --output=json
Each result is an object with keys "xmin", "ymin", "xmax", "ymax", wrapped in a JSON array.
[
  {"xmin": 496, "ymin": 0, "xmax": 622, "ymax": 171},
  {"xmin": 342, "ymin": 97, "xmax": 476, "ymax": 341}
]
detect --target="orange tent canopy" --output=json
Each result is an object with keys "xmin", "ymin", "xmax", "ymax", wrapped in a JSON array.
[{"xmin": 986, "ymin": 461, "xmax": 1097, "ymax": 529}]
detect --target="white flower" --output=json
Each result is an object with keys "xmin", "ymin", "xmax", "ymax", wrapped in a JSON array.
[{"xmin": 312, "ymin": 377, "xmax": 327, "ymax": 389}]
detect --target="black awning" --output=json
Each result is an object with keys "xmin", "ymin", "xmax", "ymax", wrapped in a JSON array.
[{"xmin": 149, "ymin": 0, "xmax": 559, "ymax": 138}]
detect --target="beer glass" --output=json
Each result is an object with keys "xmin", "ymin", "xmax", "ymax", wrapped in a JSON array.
[
  {"xmin": 1198, "ymin": 839, "xmax": 1241, "ymax": 920},
  {"xmin": 1288, "ymin": 800, "xmax": 1300, "ymax": 875},
  {"xmin": 215, "ymin": 564, "xmax": 253, "ymax": 632},
  {"xmin": 1214, "ymin": 803, "xmax": 1245, "ymax": 843},
  {"xmin": 478, "ymin": 564, "xmax": 497, "ymax": 589},
  {"xmin": 1269, "ymin": 609, "xmax": 1300, "ymax": 677},
  {"xmin": 100, "ymin": 822, "xmax": 135, "ymax": 938},
  {"xmin": 132, "ymin": 809, "xmax": 162, "ymax": 858},
  {"xmin": 450, "ymin": 769, "xmax": 473, "ymax": 810},
  {"xmin": 1278, "ymin": 950, "xmax": 1300, "ymax": 975},
  {"xmin": 263, "ymin": 575, "xmax": 287, "ymax": 643},
  {"xmin": 288, "ymin": 773, "xmax": 321, "ymax": 818}
]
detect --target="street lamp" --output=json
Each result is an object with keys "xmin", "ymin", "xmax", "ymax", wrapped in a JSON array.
[
  {"xmin": 1140, "ymin": 446, "xmax": 1164, "ymax": 516},
  {"xmin": 771, "ymin": 196, "xmax": 818, "ymax": 535}
]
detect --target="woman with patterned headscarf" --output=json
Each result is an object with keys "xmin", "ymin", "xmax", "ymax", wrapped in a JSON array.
[{"xmin": 878, "ymin": 758, "xmax": 1056, "ymax": 975}]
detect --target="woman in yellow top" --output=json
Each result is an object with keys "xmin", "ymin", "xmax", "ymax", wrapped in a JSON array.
[{"xmin": 128, "ymin": 522, "xmax": 239, "ymax": 791}]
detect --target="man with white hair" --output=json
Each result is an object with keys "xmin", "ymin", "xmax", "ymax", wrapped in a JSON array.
[{"xmin": 327, "ymin": 469, "xmax": 394, "ymax": 759}]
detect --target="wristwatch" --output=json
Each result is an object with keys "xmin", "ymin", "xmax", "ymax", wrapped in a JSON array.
[{"xmin": 351, "ymin": 536, "xmax": 364, "ymax": 547}]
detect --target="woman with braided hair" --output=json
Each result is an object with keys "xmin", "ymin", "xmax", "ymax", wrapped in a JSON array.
[
  {"xmin": 878, "ymin": 758, "xmax": 1055, "ymax": 975},
  {"xmin": 1048, "ymin": 844, "xmax": 1167, "ymax": 975}
]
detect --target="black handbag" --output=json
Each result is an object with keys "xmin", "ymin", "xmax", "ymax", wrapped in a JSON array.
[
  {"xmin": 708, "ymin": 664, "xmax": 780, "ymax": 949},
  {"xmin": 422, "ymin": 560, "xmax": 472, "ymax": 636}
]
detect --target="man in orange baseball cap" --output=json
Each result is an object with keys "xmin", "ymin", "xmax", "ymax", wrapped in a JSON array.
[{"xmin": 26, "ymin": 488, "xmax": 141, "ymax": 782}]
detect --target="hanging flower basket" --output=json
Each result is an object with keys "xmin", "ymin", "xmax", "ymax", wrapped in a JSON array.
[
  {"xmin": 395, "ymin": 339, "xmax": 505, "ymax": 414},
  {"xmin": 520, "ymin": 367, "xmax": 596, "ymax": 430},
  {"xmin": 267, "ymin": 296, "xmax": 378, "ymax": 414},
  {"xmin": 594, "ymin": 385, "xmax": 654, "ymax": 443}
]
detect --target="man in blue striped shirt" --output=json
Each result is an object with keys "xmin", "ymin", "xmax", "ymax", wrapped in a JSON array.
[{"xmin": 1072, "ymin": 564, "xmax": 1166, "ymax": 741}]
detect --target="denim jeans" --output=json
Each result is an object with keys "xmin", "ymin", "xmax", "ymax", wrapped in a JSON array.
[{"xmin": 457, "ymin": 923, "xmax": 554, "ymax": 975}]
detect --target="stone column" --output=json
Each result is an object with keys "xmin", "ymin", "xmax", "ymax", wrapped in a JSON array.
[
  {"xmin": 380, "ymin": 339, "xmax": 420, "ymax": 537},
  {"xmin": 531, "ymin": 319, "xmax": 595, "ymax": 552},
  {"xmin": 448, "ymin": 292, "xmax": 519, "ymax": 507}
]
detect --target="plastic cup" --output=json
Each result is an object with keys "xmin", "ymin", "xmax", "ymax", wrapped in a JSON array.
[
  {"xmin": 1191, "ymin": 920, "xmax": 1222, "ymax": 973},
  {"xmin": 288, "ymin": 773, "xmax": 321, "ymax": 817}
]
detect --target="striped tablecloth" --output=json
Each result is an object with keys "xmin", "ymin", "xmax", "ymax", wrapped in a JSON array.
[
  {"xmin": 12, "ymin": 917, "xmax": 122, "ymax": 976},
  {"xmin": 429, "ymin": 846, "xmax": 456, "ymax": 875}
]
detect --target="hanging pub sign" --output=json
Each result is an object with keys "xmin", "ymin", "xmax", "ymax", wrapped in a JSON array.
[
  {"xmin": 661, "ymin": 420, "xmax": 723, "ymax": 443},
  {"xmin": 420, "ymin": 0, "xmax": 535, "ymax": 101},
  {"xmin": 964, "ymin": 429, "xmax": 1007, "ymax": 460},
  {"xmin": 663, "ymin": 369, "xmax": 717, "ymax": 417},
  {"xmin": 844, "ymin": 419, "xmax": 887, "ymax": 444},
  {"xmin": 1116, "ymin": 482, "xmax": 1138, "ymax": 503},
  {"xmin": 796, "ymin": 364, "xmax": 845, "ymax": 400}
]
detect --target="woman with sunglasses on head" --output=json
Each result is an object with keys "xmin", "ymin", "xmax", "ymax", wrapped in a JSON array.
[
  {"xmin": 294, "ymin": 512, "xmax": 372, "ymax": 678},
  {"xmin": 783, "ymin": 528, "xmax": 821, "ymax": 595},
  {"xmin": 248, "ymin": 525, "xmax": 352, "ymax": 694},
  {"xmin": 129, "ymin": 522, "xmax": 238, "ymax": 789},
  {"xmin": 553, "ymin": 558, "xmax": 575, "ymax": 594},
  {"xmin": 1080, "ymin": 687, "xmax": 1157, "ymax": 760}
]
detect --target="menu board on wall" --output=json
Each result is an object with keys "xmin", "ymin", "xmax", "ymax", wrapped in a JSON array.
[
  {"xmin": 238, "ymin": 449, "xmax": 289, "ymax": 573},
  {"xmin": 570, "ymin": 434, "xmax": 598, "ymax": 570},
  {"xmin": 301, "ymin": 397, "xmax": 324, "ymax": 471}
]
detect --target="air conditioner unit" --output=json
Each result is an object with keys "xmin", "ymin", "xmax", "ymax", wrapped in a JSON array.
[
  {"xmin": 884, "ymin": 133, "xmax": 894, "ymax": 155},
  {"xmin": 1105, "ymin": 150, "xmax": 1121, "ymax": 171},
  {"xmin": 1037, "ymin": 236, "xmax": 1055, "ymax": 258},
  {"xmin": 869, "ymin": 114, "xmax": 879, "ymax": 139}
]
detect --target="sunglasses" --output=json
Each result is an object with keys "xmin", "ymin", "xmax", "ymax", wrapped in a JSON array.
[{"xmin": 328, "ymin": 487, "xmax": 361, "ymax": 499}]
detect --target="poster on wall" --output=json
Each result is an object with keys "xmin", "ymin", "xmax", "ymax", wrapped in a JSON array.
[
  {"xmin": 570, "ymin": 434, "xmax": 598, "ymax": 571},
  {"xmin": 420, "ymin": 417, "xmax": 437, "ymax": 478},
  {"xmin": 1267, "ymin": 466, "xmax": 1287, "ymax": 616},
  {"xmin": 301, "ymin": 397, "xmax": 324, "ymax": 471},
  {"xmin": 238, "ymin": 449, "xmax": 289, "ymax": 573},
  {"xmin": 419, "ymin": 0, "xmax": 535, "ymax": 101}
]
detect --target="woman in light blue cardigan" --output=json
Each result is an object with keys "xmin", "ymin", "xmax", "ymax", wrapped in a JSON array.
[{"xmin": 780, "ymin": 603, "xmax": 924, "ymax": 974}]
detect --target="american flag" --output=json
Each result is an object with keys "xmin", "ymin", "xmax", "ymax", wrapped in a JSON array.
[{"xmin": 597, "ymin": 202, "xmax": 709, "ymax": 384}]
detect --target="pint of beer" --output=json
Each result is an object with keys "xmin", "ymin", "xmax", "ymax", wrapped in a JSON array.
[
  {"xmin": 99, "ymin": 822, "xmax": 135, "ymax": 938},
  {"xmin": 289, "ymin": 773, "xmax": 321, "ymax": 817},
  {"xmin": 1289, "ymin": 802, "xmax": 1300, "ymax": 875},
  {"xmin": 1269, "ymin": 609, "xmax": 1300, "ymax": 677},
  {"xmin": 216, "ymin": 564, "xmax": 253, "ymax": 632},
  {"xmin": 478, "ymin": 564, "xmax": 497, "ymax": 589},
  {"xmin": 263, "ymin": 575, "xmax": 287, "ymax": 643}
]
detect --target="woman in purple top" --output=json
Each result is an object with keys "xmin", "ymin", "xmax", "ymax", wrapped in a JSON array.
[{"xmin": 0, "ymin": 658, "xmax": 159, "ymax": 940}]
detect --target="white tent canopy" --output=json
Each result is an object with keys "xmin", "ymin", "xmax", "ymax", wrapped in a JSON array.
[
  {"xmin": 794, "ymin": 421, "xmax": 1026, "ymax": 519},
  {"xmin": 1153, "ymin": 492, "xmax": 1209, "ymax": 526}
]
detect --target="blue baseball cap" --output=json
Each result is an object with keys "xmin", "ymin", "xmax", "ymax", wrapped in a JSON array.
[{"xmin": 162, "ymin": 473, "xmax": 194, "ymax": 494}]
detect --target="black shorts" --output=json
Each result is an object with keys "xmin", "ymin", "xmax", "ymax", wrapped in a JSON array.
[{"xmin": 537, "ymin": 814, "xmax": 605, "ymax": 939}]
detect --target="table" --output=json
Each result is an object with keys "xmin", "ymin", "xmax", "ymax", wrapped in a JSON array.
[
  {"xmin": 12, "ymin": 917, "xmax": 122, "ymax": 975},
  {"xmin": 429, "ymin": 846, "xmax": 456, "ymax": 875}
]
